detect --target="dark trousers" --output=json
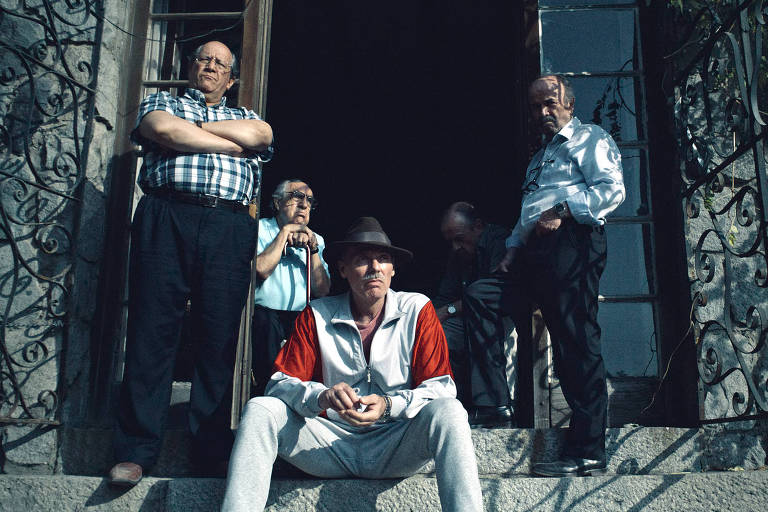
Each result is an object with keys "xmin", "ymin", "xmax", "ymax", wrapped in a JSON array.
[
  {"xmin": 443, "ymin": 280, "xmax": 511, "ymax": 410},
  {"xmin": 114, "ymin": 194, "xmax": 258, "ymax": 468},
  {"xmin": 251, "ymin": 305, "xmax": 300, "ymax": 396},
  {"xmin": 504, "ymin": 219, "xmax": 608, "ymax": 460}
]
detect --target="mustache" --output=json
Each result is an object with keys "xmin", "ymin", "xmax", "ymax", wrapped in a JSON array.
[
  {"xmin": 541, "ymin": 115, "xmax": 557, "ymax": 124},
  {"xmin": 362, "ymin": 272, "xmax": 385, "ymax": 281}
]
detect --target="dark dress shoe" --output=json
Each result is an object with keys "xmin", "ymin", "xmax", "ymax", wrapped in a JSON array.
[
  {"xmin": 532, "ymin": 457, "xmax": 607, "ymax": 477},
  {"xmin": 108, "ymin": 462, "xmax": 143, "ymax": 487},
  {"xmin": 468, "ymin": 406, "xmax": 514, "ymax": 428}
]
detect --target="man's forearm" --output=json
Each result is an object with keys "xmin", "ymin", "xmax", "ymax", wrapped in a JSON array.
[
  {"xmin": 139, "ymin": 111, "xmax": 243, "ymax": 155},
  {"xmin": 266, "ymin": 373, "xmax": 326, "ymax": 418},
  {"xmin": 436, "ymin": 300, "xmax": 463, "ymax": 322},
  {"xmin": 254, "ymin": 235, "xmax": 287, "ymax": 280},
  {"xmin": 201, "ymin": 119, "xmax": 273, "ymax": 151},
  {"xmin": 310, "ymin": 256, "xmax": 330, "ymax": 297}
]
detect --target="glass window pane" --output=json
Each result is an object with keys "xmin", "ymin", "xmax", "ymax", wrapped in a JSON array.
[
  {"xmin": 145, "ymin": 20, "xmax": 183, "ymax": 83},
  {"xmin": 567, "ymin": 76, "xmax": 642, "ymax": 142},
  {"xmin": 612, "ymin": 148, "xmax": 650, "ymax": 218},
  {"xmin": 599, "ymin": 302, "xmax": 658, "ymax": 377},
  {"xmin": 154, "ymin": 0, "xmax": 243, "ymax": 13},
  {"xmin": 540, "ymin": 0, "xmax": 636, "ymax": 6},
  {"xmin": 541, "ymin": 9, "xmax": 636, "ymax": 73},
  {"xmin": 601, "ymin": 223, "xmax": 654, "ymax": 295},
  {"xmin": 152, "ymin": 0, "xmax": 169, "ymax": 13}
]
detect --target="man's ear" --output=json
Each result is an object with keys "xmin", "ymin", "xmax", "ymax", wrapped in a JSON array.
[
  {"xmin": 226, "ymin": 77, "xmax": 236, "ymax": 90},
  {"xmin": 337, "ymin": 260, "xmax": 347, "ymax": 280}
]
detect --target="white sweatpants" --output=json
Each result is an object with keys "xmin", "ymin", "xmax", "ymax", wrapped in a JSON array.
[{"xmin": 221, "ymin": 396, "xmax": 482, "ymax": 511}]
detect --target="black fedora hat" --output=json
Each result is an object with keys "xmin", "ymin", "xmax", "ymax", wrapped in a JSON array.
[{"xmin": 325, "ymin": 217, "xmax": 413, "ymax": 264}]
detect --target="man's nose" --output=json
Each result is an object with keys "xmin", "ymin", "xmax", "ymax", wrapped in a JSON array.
[{"xmin": 370, "ymin": 258, "xmax": 382, "ymax": 271}]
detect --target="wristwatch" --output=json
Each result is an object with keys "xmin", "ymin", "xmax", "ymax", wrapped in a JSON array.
[
  {"xmin": 380, "ymin": 395, "xmax": 392, "ymax": 422},
  {"xmin": 554, "ymin": 201, "xmax": 568, "ymax": 219},
  {"xmin": 447, "ymin": 303, "xmax": 457, "ymax": 315}
]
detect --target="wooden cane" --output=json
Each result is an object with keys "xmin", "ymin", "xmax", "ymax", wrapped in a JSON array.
[
  {"xmin": 231, "ymin": 157, "xmax": 262, "ymax": 431},
  {"xmin": 305, "ymin": 245, "xmax": 312, "ymax": 307}
]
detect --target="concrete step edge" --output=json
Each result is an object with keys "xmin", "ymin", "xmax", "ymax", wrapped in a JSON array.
[
  {"xmin": 63, "ymin": 424, "xmax": 768, "ymax": 478},
  {"xmin": 3, "ymin": 470, "xmax": 768, "ymax": 512}
]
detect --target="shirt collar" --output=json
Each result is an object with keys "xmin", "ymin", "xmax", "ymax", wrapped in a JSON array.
[
  {"xmin": 264, "ymin": 217, "xmax": 279, "ymax": 231},
  {"xmin": 184, "ymin": 87, "xmax": 228, "ymax": 108},
  {"xmin": 330, "ymin": 289, "xmax": 405, "ymax": 328},
  {"xmin": 553, "ymin": 116, "xmax": 581, "ymax": 142}
]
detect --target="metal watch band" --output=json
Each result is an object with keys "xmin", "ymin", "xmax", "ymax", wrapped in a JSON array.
[{"xmin": 380, "ymin": 395, "xmax": 392, "ymax": 422}]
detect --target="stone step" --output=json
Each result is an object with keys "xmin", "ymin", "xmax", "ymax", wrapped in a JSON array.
[
  {"xmin": 2, "ymin": 469, "xmax": 768, "ymax": 511},
  {"xmin": 62, "ymin": 423, "xmax": 766, "ymax": 480}
]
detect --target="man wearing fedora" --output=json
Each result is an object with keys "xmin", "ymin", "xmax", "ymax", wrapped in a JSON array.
[{"xmin": 222, "ymin": 217, "xmax": 482, "ymax": 512}]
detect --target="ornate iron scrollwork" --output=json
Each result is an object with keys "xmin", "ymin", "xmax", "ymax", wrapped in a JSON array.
[
  {"xmin": 670, "ymin": 0, "xmax": 768, "ymax": 421},
  {"xmin": 0, "ymin": 0, "xmax": 100, "ymax": 425}
]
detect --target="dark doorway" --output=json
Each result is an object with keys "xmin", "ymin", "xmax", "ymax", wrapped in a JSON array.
[{"xmin": 265, "ymin": 2, "xmax": 531, "ymax": 294}]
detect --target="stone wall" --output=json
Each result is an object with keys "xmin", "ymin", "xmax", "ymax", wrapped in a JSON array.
[{"xmin": 0, "ymin": 0, "xmax": 134, "ymax": 474}]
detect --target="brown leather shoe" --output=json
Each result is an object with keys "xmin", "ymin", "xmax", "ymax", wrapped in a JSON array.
[{"xmin": 108, "ymin": 462, "xmax": 143, "ymax": 487}]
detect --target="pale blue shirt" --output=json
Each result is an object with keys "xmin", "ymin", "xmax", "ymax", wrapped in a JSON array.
[
  {"xmin": 507, "ymin": 117, "xmax": 625, "ymax": 248},
  {"xmin": 253, "ymin": 217, "xmax": 330, "ymax": 311}
]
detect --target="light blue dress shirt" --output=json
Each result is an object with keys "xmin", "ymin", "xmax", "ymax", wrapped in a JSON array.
[
  {"xmin": 253, "ymin": 217, "xmax": 330, "ymax": 311},
  {"xmin": 506, "ymin": 117, "xmax": 625, "ymax": 248}
]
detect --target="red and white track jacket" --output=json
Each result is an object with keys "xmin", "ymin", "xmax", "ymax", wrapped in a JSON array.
[{"xmin": 265, "ymin": 289, "xmax": 456, "ymax": 426}]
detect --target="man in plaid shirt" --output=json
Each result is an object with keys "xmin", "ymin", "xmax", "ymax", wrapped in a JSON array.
[{"xmin": 109, "ymin": 41, "xmax": 273, "ymax": 487}]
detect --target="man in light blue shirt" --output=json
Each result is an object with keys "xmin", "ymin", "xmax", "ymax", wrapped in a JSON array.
[
  {"xmin": 497, "ymin": 75, "xmax": 624, "ymax": 478},
  {"xmin": 252, "ymin": 179, "xmax": 330, "ymax": 393}
]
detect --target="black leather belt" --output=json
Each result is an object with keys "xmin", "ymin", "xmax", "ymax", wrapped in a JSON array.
[{"xmin": 148, "ymin": 189, "xmax": 249, "ymax": 213}]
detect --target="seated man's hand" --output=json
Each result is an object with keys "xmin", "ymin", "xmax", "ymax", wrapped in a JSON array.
[
  {"xmin": 318, "ymin": 382, "xmax": 359, "ymax": 413},
  {"xmin": 338, "ymin": 394, "xmax": 387, "ymax": 427},
  {"xmin": 494, "ymin": 247, "xmax": 517, "ymax": 273},
  {"xmin": 282, "ymin": 224, "xmax": 318, "ymax": 250}
]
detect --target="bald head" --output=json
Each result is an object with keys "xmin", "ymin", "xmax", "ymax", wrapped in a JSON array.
[
  {"xmin": 441, "ymin": 202, "xmax": 484, "ymax": 256},
  {"xmin": 188, "ymin": 41, "xmax": 236, "ymax": 105}
]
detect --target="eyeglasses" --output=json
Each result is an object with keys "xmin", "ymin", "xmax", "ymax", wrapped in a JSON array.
[
  {"xmin": 194, "ymin": 55, "xmax": 232, "ymax": 72},
  {"xmin": 282, "ymin": 190, "xmax": 317, "ymax": 210},
  {"xmin": 521, "ymin": 158, "xmax": 554, "ymax": 195}
]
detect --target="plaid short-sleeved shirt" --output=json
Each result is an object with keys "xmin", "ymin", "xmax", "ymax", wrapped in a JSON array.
[{"xmin": 132, "ymin": 88, "xmax": 272, "ymax": 202}]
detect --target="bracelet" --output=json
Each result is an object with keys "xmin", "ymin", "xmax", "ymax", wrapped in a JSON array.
[
  {"xmin": 195, "ymin": 119, "xmax": 203, "ymax": 128},
  {"xmin": 380, "ymin": 395, "xmax": 392, "ymax": 422},
  {"xmin": 310, "ymin": 246, "xmax": 319, "ymax": 254}
]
